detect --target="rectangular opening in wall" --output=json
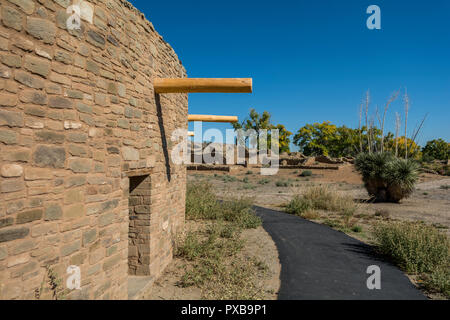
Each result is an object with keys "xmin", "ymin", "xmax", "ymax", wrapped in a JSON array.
[{"xmin": 128, "ymin": 174, "xmax": 151, "ymax": 276}]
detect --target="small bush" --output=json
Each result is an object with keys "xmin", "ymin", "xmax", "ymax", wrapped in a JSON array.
[
  {"xmin": 422, "ymin": 267, "xmax": 450, "ymax": 298},
  {"xmin": 258, "ymin": 178, "xmax": 270, "ymax": 185},
  {"xmin": 373, "ymin": 222, "xmax": 449, "ymax": 274},
  {"xmin": 246, "ymin": 170, "xmax": 254, "ymax": 175},
  {"xmin": 285, "ymin": 185, "xmax": 357, "ymax": 218},
  {"xmin": 285, "ymin": 196, "xmax": 312, "ymax": 216},
  {"xmin": 300, "ymin": 170, "xmax": 313, "ymax": 177},
  {"xmin": 275, "ymin": 180, "xmax": 289, "ymax": 187},
  {"xmin": 374, "ymin": 209, "xmax": 390, "ymax": 218},
  {"xmin": 186, "ymin": 182, "xmax": 261, "ymax": 229},
  {"xmin": 352, "ymin": 225, "xmax": 363, "ymax": 233}
]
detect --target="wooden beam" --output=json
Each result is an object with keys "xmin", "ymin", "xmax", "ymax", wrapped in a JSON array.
[
  {"xmin": 154, "ymin": 78, "xmax": 252, "ymax": 93},
  {"xmin": 188, "ymin": 115, "xmax": 238, "ymax": 123},
  {"xmin": 188, "ymin": 131, "xmax": 195, "ymax": 137}
]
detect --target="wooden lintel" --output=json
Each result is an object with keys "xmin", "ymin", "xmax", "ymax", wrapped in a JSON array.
[
  {"xmin": 154, "ymin": 78, "xmax": 252, "ymax": 93},
  {"xmin": 188, "ymin": 131, "xmax": 195, "ymax": 136},
  {"xmin": 188, "ymin": 115, "xmax": 238, "ymax": 123},
  {"xmin": 124, "ymin": 168, "xmax": 153, "ymax": 177}
]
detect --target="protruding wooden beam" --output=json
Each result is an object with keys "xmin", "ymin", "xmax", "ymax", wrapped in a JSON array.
[
  {"xmin": 188, "ymin": 131, "xmax": 195, "ymax": 137},
  {"xmin": 154, "ymin": 78, "xmax": 252, "ymax": 93},
  {"xmin": 188, "ymin": 115, "xmax": 238, "ymax": 123}
]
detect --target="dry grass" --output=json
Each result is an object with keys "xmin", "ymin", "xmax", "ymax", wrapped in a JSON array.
[
  {"xmin": 175, "ymin": 182, "xmax": 267, "ymax": 299},
  {"xmin": 373, "ymin": 221, "xmax": 449, "ymax": 298},
  {"xmin": 285, "ymin": 185, "xmax": 357, "ymax": 222}
]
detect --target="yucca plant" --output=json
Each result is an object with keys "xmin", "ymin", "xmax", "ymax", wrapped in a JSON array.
[{"xmin": 355, "ymin": 152, "xmax": 419, "ymax": 202}]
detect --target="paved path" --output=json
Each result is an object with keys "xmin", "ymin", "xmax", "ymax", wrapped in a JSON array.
[{"xmin": 254, "ymin": 206, "xmax": 426, "ymax": 300}]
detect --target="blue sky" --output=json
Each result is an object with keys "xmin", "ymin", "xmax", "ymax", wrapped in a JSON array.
[{"xmin": 130, "ymin": 0, "xmax": 450, "ymax": 149}]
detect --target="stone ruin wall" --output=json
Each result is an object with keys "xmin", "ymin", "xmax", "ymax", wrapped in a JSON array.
[{"xmin": 0, "ymin": 0, "xmax": 188, "ymax": 299}]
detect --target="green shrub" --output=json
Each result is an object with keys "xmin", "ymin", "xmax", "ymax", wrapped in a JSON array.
[
  {"xmin": 355, "ymin": 152, "xmax": 420, "ymax": 202},
  {"xmin": 373, "ymin": 222, "xmax": 449, "ymax": 274},
  {"xmin": 285, "ymin": 185, "xmax": 357, "ymax": 218},
  {"xmin": 422, "ymin": 267, "xmax": 450, "ymax": 298},
  {"xmin": 300, "ymin": 170, "xmax": 313, "ymax": 177},
  {"xmin": 186, "ymin": 182, "xmax": 261, "ymax": 229},
  {"xmin": 285, "ymin": 195, "xmax": 312, "ymax": 215},
  {"xmin": 258, "ymin": 178, "xmax": 270, "ymax": 185},
  {"xmin": 275, "ymin": 180, "xmax": 288, "ymax": 187},
  {"xmin": 422, "ymin": 139, "xmax": 449, "ymax": 161}
]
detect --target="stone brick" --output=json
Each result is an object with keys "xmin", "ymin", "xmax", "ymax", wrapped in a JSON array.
[
  {"xmin": 0, "ymin": 65, "xmax": 11, "ymax": 78},
  {"xmin": 86, "ymin": 30, "xmax": 105, "ymax": 49},
  {"xmin": 19, "ymin": 89, "xmax": 48, "ymax": 105},
  {"xmin": 1, "ymin": 164, "xmax": 23, "ymax": 177},
  {"xmin": 0, "ymin": 92, "xmax": 17, "ymax": 106},
  {"xmin": 16, "ymin": 209, "xmax": 43, "ymax": 224},
  {"xmin": 1, "ymin": 53, "xmax": 21, "ymax": 68},
  {"xmin": 1, "ymin": 179, "xmax": 24, "ymax": 193},
  {"xmin": 82, "ymin": 229, "xmax": 96, "ymax": 246},
  {"xmin": 67, "ymin": 132, "xmax": 87, "ymax": 143},
  {"xmin": 60, "ymin": 240, "xmax": 81, "ymax": 257},
  {"xmin": 24, "ymin": 55, "xmax": 50, "ymax": 77},
  {"xmin": 64, "ymin": 188, "xmax": 84, "ymax": 204},
  {"xmin": 4, "ymin": 148, "xmax": 30, "ymax": 162},
  {"xmin": 33, "ymin": 145, "xmax": 66, "ymax": 168},
  {"xmin": 0, "ymin": 218, "xmax": 14, "ymax": 229},
  {"xmin": 7, "ymin": 0, "xmax": 36, "ymax": 15},
  {"xmin": 0, "ymin": 227, "xmax": 29, "ymax": 243},
  {"xmin": 0, "ymin": 246, "xmax": 6, "ymax": 260},
  {"xmin": 24, "ymin": 167, "xmax": 52, "ymax": 180},
  {"xmin": 1, "ymin": 6, "xmax": 23, "ymax": 31},
  {"xmin": 44, "ymin": 203, "xmax": 63, "ymax": 221},
  {"xmin": 12, "ymin": 36, "xmax": 34, "ymax": 52},
  {"xmin": 98, "ymin": 212, "xmax": 115, "ymax": 227},
  {"xmin": 66, "ymin": 89, "xmax": 83, "ymax": 99},
  {"xmin": 26, "ymin": 17, "xmax": 56, "ymax": 44},
  {"xmin": 48, "ymin": 96, "xmax": 73, "ymax": 109},
  {"xmin": 121, "ymin": 146, "xmax": 139, "ymax": 161},
  {"xmin": 75, "ymin": 102, "xmax": 92, "ymax": 114},
  {"xmin": 35, "ymin": 130, "xmax": 65, "ymax": 144},
  {"xmin": 0, "ymin": 110, "xmax": 23, "ymax": 127},
  {"xmin": 64, "ymin": 203, "xmax": 84, "ymax": 220},
  {"xmin": 68, "ymin": 144, "xmax": 87, "ymax": 156},
  {"xmin": 10, "ymin": 261, "xmax": 37, "ymax": 278},
  {"xmin": 14, "ymin": 70, "xmax": 45, "ymax": 89},
  {"xmin": 68, "ymin": 158, "xmax": 92, "ymax": 173},
  {"xmin": 103, "ymin": 254, "xmax": 121, "ymax": 271}
]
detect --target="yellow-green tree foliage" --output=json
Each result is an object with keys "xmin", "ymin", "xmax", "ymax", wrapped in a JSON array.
[{"xmin": 232, "ymin": 109, "xmax": 292, "ymax": 152}]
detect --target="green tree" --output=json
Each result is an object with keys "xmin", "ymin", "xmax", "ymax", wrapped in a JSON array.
[
  {"xmin": 293, "ymin": 121, "xmax": 337, "ymax": 156},
  {"xmin": 233, "ymin": 109, "xmax": 292, "ymax": 152},
  {"xmin": 422, "ymin": 139, "xmax": 449, "ymax": 161}
]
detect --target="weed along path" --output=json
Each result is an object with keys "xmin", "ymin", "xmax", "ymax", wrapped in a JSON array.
[{"xmin": 254, "ymin": 206, "xmax": 426, "ymax": 300}]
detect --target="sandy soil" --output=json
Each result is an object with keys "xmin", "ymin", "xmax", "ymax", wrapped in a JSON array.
[
  {"xmin": 188, "ymin": 166, "xmax": 450, "ymax": 234},
  {"xmin": 144, "ymin": 221, "xmax": 280, "ymax": 300}
]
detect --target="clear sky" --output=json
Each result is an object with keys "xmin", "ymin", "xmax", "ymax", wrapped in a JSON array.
[{"xmin": 130, "ymin": 0, "xmax": 450, "ymax": 149}]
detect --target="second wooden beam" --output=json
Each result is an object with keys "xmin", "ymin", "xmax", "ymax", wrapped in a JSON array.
[{"xmin": 188, "ymin": 115, "xmax": 238, "ymax": 123}]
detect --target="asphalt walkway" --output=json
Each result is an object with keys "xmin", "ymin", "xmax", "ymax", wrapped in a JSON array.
[{"xmin": 254, "ymin": 206, "xmax": 426, "ymax": 300}]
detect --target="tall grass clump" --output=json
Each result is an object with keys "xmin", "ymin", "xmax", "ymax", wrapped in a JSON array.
[
  {"xmin": 186, "ymin": 182, "xmax": 261, "ymax": 229},
  {"xmin": 355, "ymin": 152, "xmax": 419, "ymax": 202},
  {"xmin": 373, "ymin": 221, "xmax": 449, "ymax": 297},
  {"xmin": 285, "ymin": 185, "xmax": 357, "ymax": 219}
]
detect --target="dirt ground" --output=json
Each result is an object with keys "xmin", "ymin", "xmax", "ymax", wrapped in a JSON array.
[
  {"xmin": 145, "ymin": 165, "xmax": 448, "ymax": 300},
  {"xmin": 144, "ymin": 221, "xmax": 281, "ymax": 300},
  {"xmin": 188, "ymin": 165, "xmax": 450, "ymax": 235}
]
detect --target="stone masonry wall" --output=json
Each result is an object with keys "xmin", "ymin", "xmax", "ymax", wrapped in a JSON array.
[{"xmin": 0, "ymin": 0, "xmax": 188, "ymax": 299}]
